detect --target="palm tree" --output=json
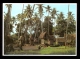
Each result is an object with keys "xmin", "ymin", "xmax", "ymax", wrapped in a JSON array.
[
  {"xmin": 17, "ymin": 14, "xmax": 22, "ymax": 39},
  {"xmin": 65, "ymin": 4, "xmax": 76, "ymax": 48},
  {"xmin": 24, "ymin": 4, "xmax": 35, "ymax": 44},
  {"xmin": 16, "ymin": 4, "xmax": 25, "ymax": 37},
  {"xmin": 20, "ymin": 4, "xmax": 24, "ymax": 36},
  {"xmin": 50, "ymin": 8, "xmax": 58, "ymax": 35},
  {"xmin": 4, "ymin": 12, "xmax": 8, "ymax": 53},
  {"xmin": 4, "ymin": 4, "xmax": 12, "ymax": 53},
  {"xmin": 5, "ymin": 4, "xmax": 12, "ymax": 35},
  {"xmin": 33, "ymin": 12, "xmax": 40, "ymax": 38},
  {"xmin": 45, "ymin": 5, "xmax": 51, "ymax": 35},
  {"xmin": 65, "ymin": 4, "xmax": 69, "ymax": 48},
  {"xmin": 36, "ymin": 4, "xmax": 44, "ymax": 32}
]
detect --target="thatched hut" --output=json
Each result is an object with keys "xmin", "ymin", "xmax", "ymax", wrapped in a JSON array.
[
  {"xmin": 56, "ymin": 37, "xmax": 65, "ymax": 46},
  {"xmin": 39, "ymin": 32, "xmax": 55, "ymax": 46},
  {"xmin": 55, "ymin": 33, "xmax": 76, "ymax": 46},
  {"xmin": 39, "ymin": 32, "xmax": 46, "ymax": 45}
]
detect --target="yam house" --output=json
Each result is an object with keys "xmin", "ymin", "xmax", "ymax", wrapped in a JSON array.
[
  {"xmin": 39, "ymin": 32, "xmax": 55, "ymax": 46},
  {"xmin": 55, "ymin": 33, "xmax": 76, "ymax": 46},
  {"xmin": 55, "ymin": 36, "xmax": 66, "ymax": 46}
]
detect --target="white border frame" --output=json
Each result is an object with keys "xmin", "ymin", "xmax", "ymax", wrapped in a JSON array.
[{"xmin": 2, "ymin": 3, "xmax": 77, "ymax": 56}]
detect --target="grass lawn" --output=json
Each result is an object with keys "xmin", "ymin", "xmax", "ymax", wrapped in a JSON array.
[
  {"xmin": 39, "ymin": 46, "xmax": 76, "ymax": 55},
  {"xmin": 5, "ymin": 46, "xmax": 76, "ymax": 55}
]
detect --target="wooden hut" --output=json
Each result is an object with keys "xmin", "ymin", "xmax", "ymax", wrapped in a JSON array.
[
  {"xmin": 55, "ymin": 34, "xmax": 65, "ymax": 46},
  {"xmin": 39, "ymin": 32, "xmax": 46, "ymax": 45},
  {"xmin": 55, "ymin": 33, "xmax": 76, "ymax": 46},
  {"xmin": 56, "ymin": 37, "xmax": 65, "ymax": 46}
]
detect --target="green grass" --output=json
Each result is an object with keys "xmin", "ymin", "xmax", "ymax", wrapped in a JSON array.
[
  {"xmin": 5, "ymin": 49, "xmax": 40, "ymax": 55},
  {"xmin": 39, "ymin": 46, "xmax": 75, "ymax": 55},
  {"xmin": 5, "ymin": 46, "xmax": 76, "ymax": 55}
]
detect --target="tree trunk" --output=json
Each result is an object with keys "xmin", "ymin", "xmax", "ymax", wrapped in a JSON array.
[
  {"xmin": 4, "ymin": 20, "xmax": 8, "ymax": 53},
  {"xmin": 48, "ymin": 12, "xmax": 49, "ymax": 35},
  {"xmin": 18, "ymin": 20, "xmax": 21, "ymax": 39},
  {"xmin": 65, "ymin": 28, "xmax": 67, "ymax": 48},
  {"xmin": 41, "ymin": 17, "xmax": 43, "ymax": 32},
  {"xmin": 4, "ymin": 5, "xmax": 11, "ymax": 53},
  {"xmin": 18, "ymin": 31, "xmax": 19, "ymax": 40},
  {"xmin": 54, "ymin": 19, "xmax": 55, "ymax": 35},
  {"xmin": 65, "ymin": 4, "xmax": 69, "ymax": 49},
  {"xmin": 35, "ymin": 25, "xmax": 37, "ymax": 38},
  {"xmin": 25, "ymin": 30, "xmax": 27, "ymax": 44},
  {"xmin": 25, "ymin": 24, "xmax": 27, "ymax": 44}
]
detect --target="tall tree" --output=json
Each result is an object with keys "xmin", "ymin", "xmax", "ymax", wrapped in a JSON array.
[
  {"xmin": 17, "ymin": 14, "xmax": 22, "ymax": 39},
  {"xmin": 50, "ymin": 8, "xmax": 58, "ymax": 35},
  {"xmin": 5, "ymin": 4, "xmax": 12, "ymax": 35},
  {"xmin": 33, "ymin": 12, "xmax": 40, "ymax": 38},
  {"xmin": 56, "ymin": 12, "xmax": 66, "ymax": 36},
  {"xmin": 24, "ymin": 4, "xmax": 35, "ymax": 43},
  {"xmin": 65, "ymin": 4, "xmax": 69, "ymax": 48},
  {"xmin": 20, "ymin": 4, "xmax": 24, "ymax": 36},
  {"xmin": 4, "ymin": 4, "xmax": 12, "ymax": 53},
  {"xmin": 45, "ymin": 5, "xmax": 51, "ymax": 35},
  {"xmin": 36, "ymin": 4, "xmax": 44, "ymax": 32},
  {"xmin": 43, "ymin": 16, "xmax": 52, "ymax": 34},
  {"xmin": 67, "ymin": 12, "xmax": 76, "ymax": 34}
]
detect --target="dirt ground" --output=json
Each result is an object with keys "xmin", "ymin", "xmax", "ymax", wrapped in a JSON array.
[
  {"xmin": 14, "ymin": 44, "xmax": 38, "ymax": 50},
  {"xmin": 21, "ymin": 44, "xmax": 39, "ymax": 50}
]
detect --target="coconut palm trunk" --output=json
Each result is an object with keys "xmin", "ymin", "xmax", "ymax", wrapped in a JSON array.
[
  {"xmin": 45, "ymin": 5, "xmax": 51, "ymax": 35},
  {"xmin": 19, "ymin": 19, "xmax": 21, "ymax": 37},
  {"xmin": 40, "ymin": 16, "xmax": 43, "ymax": 32},
  {"xmin": 25, "ymin": 20, "xmax": 27, "ymax": 43},
  {"xmin": 7, "ymin": 4, "xmax": 12, "ymax": 35},
  {"xmin": 54, "ymin": 18, "xmax": 56, "ymax": 36},
  {"xmin": 65, "ymin": 4, "xmax": 69, "ymax": 48},
  {"xmin": 48, "ymin": 12, "xmax": 49, "ymax": 35},
  {"xmin": 4, "ymin": 4, "xmax": 12, "ymax": 53},
  {"xmin": 21, "ymin": 4, "xmax": 24, "ymax": 36}
]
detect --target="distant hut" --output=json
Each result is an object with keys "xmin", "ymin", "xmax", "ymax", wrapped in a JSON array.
[
  {"xmin": 39, "ymin": 32, "xmax": 55, "ymax": 46},
  {"xmin": 39, "ymin": 32, "xmax": 46, "ymax": 45},
  {"xmin": 55, "ymin": 33, "xmax": 76, "ymax": 46},
  {"xmin": 56, "ymin": 37, "xmax": 65, "ymax": 46},
  {"xmin": 55, "ymin": 33, "xmax": 66, "ymax": 46}
]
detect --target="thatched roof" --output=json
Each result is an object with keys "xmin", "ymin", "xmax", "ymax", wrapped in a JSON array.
[{"xmin": 39, "ymin": 32, "xmax": 46, "ymax": 39}]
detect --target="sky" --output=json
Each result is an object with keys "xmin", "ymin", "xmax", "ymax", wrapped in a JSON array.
[{"xmin": 3, "ymin": 3, "xmax": 77, "ymax": 34}]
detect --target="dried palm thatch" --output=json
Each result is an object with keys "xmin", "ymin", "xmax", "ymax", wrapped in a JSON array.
[{"xmin": 39, "ymin": 32, "xmax": 46, "ymax": 39}]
